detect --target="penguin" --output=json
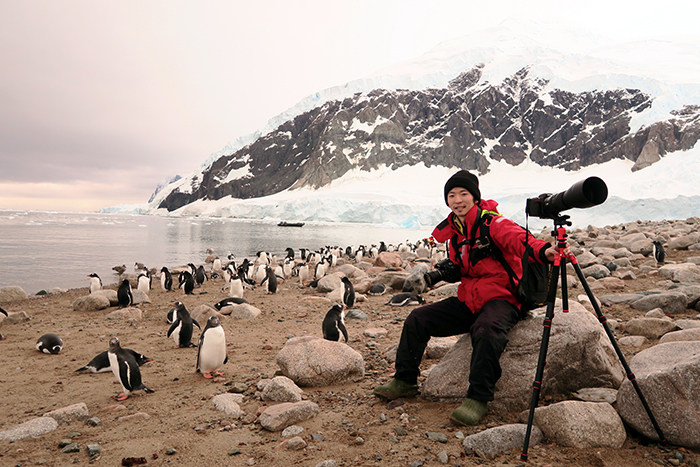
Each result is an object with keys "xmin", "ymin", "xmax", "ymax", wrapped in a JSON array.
[
  {"xmin": 214, "ymin": 297, "xmax": 248, "ymax": 310},
  {"xmin": 340, "ymin": 276, "xmax": 356, "ymax": 308},
  {"xmin": 298, "ymin": 262, "xmax": 310, "ymax": 285},
  {"xmin": 36, "ymin": 333, "xmax": 63, "ymax": 354},
  {"xmin": 255, "ymin": 264, "xmax": 267, "ymax": 284},
  {"xmin": 386, "ymin": 292, "xmax": 426, "ymax": 307},
  {"xmin": 88, "ymin": 273, "xmax": 102, "ymax": 294},
  {"xmin": 117, "ymin": 279, "xmax": 133, "ymax": 308},
  {"xmin": 196, "ymin": 315, "xmax": 228, "ymax": 378},
  {"xmin": 378, "ymin": 241, "xmax": 387, "ymax": 253},
  {"xmin": 282, "ymin": 258, "xmax": 293, "ymax": 278},
  {"xmin": 322, "ymin": 304, "xmax": 348, "ymax": 342},
  {"xmin": 137, "ymin": 273, "xmax": 150, "ymax": 293},
  {"xmin": 224, "ymin": 272, "xmax": 244, "ymax": 298},
  {"xmin": 160, "ymin": 267, "xmax": 173, "ymax": 292},
  {"xmin": 285, "ymin": 247, "xmax": 295, "ymax": 261},
  {"xmin": 107, "ymin": 337, "xmax": 155, "ymax": 401},
  {"xmin": 314, "ymin": 258, "xmax": 327, "ymax": 280},
  {"xmin": 260, "ymin": 265, "xmax": 278, "ymax": 294},
  {"xmin": 238, "ymin": 259, "xmax": 254, "ymax": 285},
  {"xmin": 179, "ymin": 270, "xmax": 195, "ymax": 295},
  {"xmin": 166, "ymin": 304, "xmax": 176, "ymax": 324},
  {"xmin": 167, "ymin": 301, "xmax": 201, "ymax": 348},
  {"xmin": 256, "ymin": 251, "xmax": 270, "ymax": 265},
  {"xmin": 212, "ymin": 257, "xmax": 222, "ymax": 273},
  {"xmin": 652, "ymin": 240, "xmax": 666, "ymax": 266},
  {"xmin": 195, "ymin": 265, "xmax": 207, "ymax": 287},
  {"xmin": 0, "ymin": 306, "xmax": 7, "ymax": 340},
  {"xmin": 367, "ymin": 282, "xmax": 387, "ymax": 296},
  {"xmin": 77, "ymin": 348, "xmax": 152, "ymax": 373}
]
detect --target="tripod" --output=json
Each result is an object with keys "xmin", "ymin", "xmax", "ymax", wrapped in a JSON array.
[{"xmin": 520, "ymin": 214, "xmax": 667, "ymax": 461}]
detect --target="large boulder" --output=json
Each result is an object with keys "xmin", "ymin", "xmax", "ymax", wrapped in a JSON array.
[
  {"xmin": 422, "ymin": 303, "xmax": 625, "ymax": 412},
  {"xmin": 73, "ymin": 294, "xmax": 111, "ymax": 311},
  {"xmin": 276, "ymin": 336, "xmax": 364, "ymax": 387},
  {"xmin": 0, "ymin": 286, "xmax": 28, "ymax": 302},
  {"xmin": 532, "ymin": 401, "xmax": 626, "ymax": 448},
  {"xmin": 374, "ymin": 252, "xmax": 403, "ymax": 268},
  {"xmin": 630, "ymin": 292, "xmax": 688, "ymax": 315},
  {"xmin": 617, "ymin": 342, "xmax": 700, "ymax": 448}
]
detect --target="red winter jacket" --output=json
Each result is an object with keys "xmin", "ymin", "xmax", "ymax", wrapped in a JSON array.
[{"xmin": 431, "ymin": 199, "xmax": 552, "ymax": 313}]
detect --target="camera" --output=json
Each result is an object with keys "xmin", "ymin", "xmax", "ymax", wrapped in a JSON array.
[
  {"xmin": 424, "ymin": 259, "xmax": 462, "ymax": 287},
  {"xmin": 525, "ymin": 177, "xmax": 608, "ymax": 219}
]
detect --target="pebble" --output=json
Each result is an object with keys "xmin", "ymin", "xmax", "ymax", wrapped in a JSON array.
[
  {"xmin": 409, "ymin": 460, "xmax": 424, "ymax": 467},
  {"xmin": 86, "ymin": 417, "xmax": 101, "ymax": 427},
  {"xmin": 311, "ymin": 433, "xmax": 325, "ymax": 441},
  {"xmin": 437, "ymin": 450, "xmax": 449, "ymax": 464},
  {"xmin": 87, "ymin": 444, "xmax": 101, "ymax": 459},
  {"xmin": 60, "ymin": 443, "xmax": 80, "ymax": 453},
  {"xmin": 426, "ymin": 431, "xmax": 448, "ymax": 443},
  {"xmin": 166, "ymin": 448, "xmax": 177, "ymax": 455}
]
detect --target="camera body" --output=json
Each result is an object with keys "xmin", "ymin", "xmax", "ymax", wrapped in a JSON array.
[{"xmin": 424, "ymin": 258, "xmax": 462, "ymax": 287}]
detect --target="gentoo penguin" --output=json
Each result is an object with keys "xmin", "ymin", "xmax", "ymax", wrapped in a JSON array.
[
  {"xmin": 322, "ymin": 304, "xmax": 348, "ymax": 342},
  {"xmin": 340, "ymin": 276, "xmax": 356, "ymax": 308},
  {"xmin": 237, "ymin": 259, "xmax": 254, "ymax": 285},
  {"xmin": 223, "ymin": 272, "xmax": 244, "ymax": 299},
  {"xmin": 107, "ymin": 337, "xmax": 154, "ymax": 401},
  {"xmin": 77, "ymin": 348, "xmax": 152, "ymax": 373},
  {"xmin": 166, "ymin": 304, "xmax": 176, "ymax": 324},
  {"xmin": 137, "ymin": 273, "xmax": 150, "ymax": 293},
  {"xmin": 260, "ymin": 265, "xmax": 278, "ymax": 294},
  {"xmin": 179, "ymin": 270, "xmax": 195, "ymax": 295},
  {"xmin": 0, "ymin": 305, "xmax": 7, "ymax": 339},
  {"xmin": 314, "ymin": 258, "xmax": 327, "ymax": 280},
  {"xmin": 255, "ymin": 264, "xmax": 267, "ymax": 284},
  {"xmin": 367, "ymin": 282, "xmax": 387, "ymax": 296},
  {"xmin": 386, "ymin": 292, "xmax": 426, "ymax": 307},
  {"xmin": 282, "ymin": 258, "xmax": 293, "ymax": 278},
  {"xmin": 256, "ymin": 251, "xmax": 270, "ymax": 265},
  {"xmin": 195, "ymin": 265, "xmax": 207, "ymax": 287},
  {"xmin": 212, "ymin": 257, "xmax": 222, "ymax": 273},
  {"xmin": 652, "ymin": 240, "xmax": 666, "ymax": 266},
  {"xmin": 285, "ymin": 247, "xmax": 295, "ymax": 261},
  {"xmin": 88, "ymin": 273, "xmax": 102, "ymax": 294},
  {"xmin": 167, "ymin": 301, "xmax": 201, "ymax": 348},
  {"xmin": 196, "ymin": 316, "xmax": 228, "ymax": 378},
  {"xmin": 36, "ymin": 333, "xmax": 63, "ymax": 354},
  {"xmin": 214, "ymin": 297, "xmax": 248, "ymax": 310},
  {"xmin": 160, "ymin": 267, "xmax": 173, "ymax": 292},
  {"xmin": 298, "ymin": 262, "xmax": 310, "ymax": 285},
  {"xmin": 117, "ymin": 279, "xmax": 133, "ymax": 308}
]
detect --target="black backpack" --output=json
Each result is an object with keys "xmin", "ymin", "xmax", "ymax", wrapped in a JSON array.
[{"xmin": 467, "ymin": 209, "xmax": 551, "ymax": 313}]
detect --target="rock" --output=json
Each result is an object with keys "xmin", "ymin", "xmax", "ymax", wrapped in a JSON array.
[
  {"xmin": 105, "ymin": 307, "xmax": 143, "ymax": 320},
  {"xmin": 374, "ymin": 252, "xmax": 403, "ymax": 268},
  {"xmin": 285, "ymin": 436, "xmax": 307, "ymax": 450},
  {"xmin": 73, "ymin": 294, "xmax": 111, "ymax": 311},
  {"xmin": 2, "ymin": 310, "xmax": 30, "ymax": 324},
  {"xmin": 317, "ymin": 272, "xmax": 344, "ymax": 293},
  {"xmin": 0, "ymin": 416, "xmax": 58, "ymax": 441},
  {"xmin": 598, "ymin": 293, "xmax": 645, "ymax": 306},
  {"xmin": 462, "ymin": 424, "xmax": 542, "ymax": 458},
  {"xmin": 426, "ymin": 282, "xmax": 459, "ymax": 297},
  {"xmin": 258, "ymin": 401, "xmax": 320, "ymax": 431},
  {"xmin": 571, "ymin": 387, "xmax": 618, "ymax": 404},
  {"xmin": 659, "ymin": 263, "xmax": 700, "ymax": 282},
  {"xmin": 426, "ymin": 431, "xmax": 448, "ymax": 443},
  {"xmin": 313, "ymin": 461, "xmax": 337, "ymax": 467},
  {"xmin": 532, "ymin": 401, "xmax": 626, "ymax": 448},
  {"xmin": 659, "ymin": 328, "xmax": 700, "ymax": 344},
  {"xmin": 422, "ymin": 305, "xmax": 625, "ymax": 412},
  {"xmin": 87, "ymin": 443, "xmax": 101, "ymax": 459},
  {"xmin": 668, "ymin": 234, "xmax": 700, "ymax": 250},
  {"xmin": 373, "ymin": 271, "xmax": 409, "ymax": 290},
  {"xmin": 618, "ymin": 336, "xmax": 648, "ymax": 347},
  {"xmin": 425, "ymin": 336, "xmax": 460, "ymax": 360},
  {"xmin": 43, "ymin": 403, "xmax": 89, "ymax": 425},
  {"xmin": 0, "ymin": 286, "xmax": 28, "ymax": 302},
  {"xmin": 276, "ymin": 336, "xmax": 365, "ymax": 386},
  {"xmin": 363, "ymin": 328, "xmax": 388, "ymax": 338},
  {"xmin": 345, "ymin": 309, "xmax": 368, "ymax": 320},
  {"xmin": 226, "ymin": 303, "xmax": 262, "ymax": 319},
  {"xmin": 581, "ymin": 264, "xmax": 610, "ymax": 279},
  {"xmin": 624, "ymin": 318, "xmax": 678, "ymax": 339},
  {"xmin": 190, "ymin": 304, "xmax": 224, "ymax": 324},
  {"xmin": 261, "ymin": 376, "xmax": 304, "ymax": 402},
  {"xmin": 617, "ymin": 342, "xmax": 700, "ymax": 448},
  {"xmin": 281, "ymin": 425, "xmax": 304, "ymax": 438},
  {"xmin": 212, "ymin": 394, "xmax": 244, "ymax": 417},
  {"xmin": 131, "ymin": 289, "xmax": 151, "ymax": 305},
  {"xmin": 90, "ymin": 289, "xmax": 118, "ymax": 306},
  {"xmin": 630, "ymin": 292, "xmax": 688, "ymax": 315},
  {"xmin": 402, "ymin": 263, "xmax": 431, "ymax": 294}
]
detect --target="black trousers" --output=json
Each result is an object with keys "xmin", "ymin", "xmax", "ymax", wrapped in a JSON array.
[{"xmin": 394, "ymin": 296, "xmax": 521, "ymax": 402}]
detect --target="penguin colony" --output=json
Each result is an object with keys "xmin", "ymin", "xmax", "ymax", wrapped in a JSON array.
[{"xmin": 8, "ymin": 239, "xmax": 447, "ymax": 401}]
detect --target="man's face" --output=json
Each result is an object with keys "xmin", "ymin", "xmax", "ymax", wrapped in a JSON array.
[{"xmin": 447, "ymin": 187, "xmax": 475, "ymax": 220}]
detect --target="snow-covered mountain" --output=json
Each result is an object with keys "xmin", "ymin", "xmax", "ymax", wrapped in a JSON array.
[{"xmin": 126, "ymin": 24, "xmax": 700, "ymax": 229}]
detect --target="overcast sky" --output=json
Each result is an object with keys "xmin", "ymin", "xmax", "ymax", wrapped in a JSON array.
[{"xmin": 2, "ymin": 1, "xmax": 699, "ymax": 212}]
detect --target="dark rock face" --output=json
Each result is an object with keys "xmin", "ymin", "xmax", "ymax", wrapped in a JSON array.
[{"xmin": 158, "ymin": 66, "xmax": 700, "ymax": 212}]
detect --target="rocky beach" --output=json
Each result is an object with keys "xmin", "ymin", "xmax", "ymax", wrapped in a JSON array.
[{"xmin": 1, "ymin": 218, "xmax": 700, "ymax": 467}]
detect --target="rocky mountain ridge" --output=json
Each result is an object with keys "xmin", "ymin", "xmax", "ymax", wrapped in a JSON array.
[{"xmin": 158, "ymin": 65, "xmax": 700, "ymax": 213}]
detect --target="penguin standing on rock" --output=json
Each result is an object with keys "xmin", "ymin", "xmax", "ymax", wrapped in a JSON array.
[
  {"xmin": 340, "ymin": 276, "xmax": 356, "ymax": 309},
  {"xmin": 322, "ymin": 304, "xmax": 348, "ymax": 342},
  {"xmin": 117, "ymin": 279, "xmax": 133, "ymax": 308},
  {"xmin": 36, "ymin": 333, "xmax": 63, "ymax": 354},
  {"xmin": 196, "ymin": 316, "xmax": 228, "ymax": 378},
  {"xmin": 88, "ymin": 273, "xmax": 102, "ymax": 294},
  {"xmin": 653, "ymin": 240, "xmax": 666, "ymax": 266},
  {"xmin": 167, "ymin": 301, "xmax": 201, "ymax": 348},
  {"xmin": 160, "ymin": 267, "xmax": 173, "ymax": 292},
  {"xmin": 107, "ymin": 337, "xmax": 155, "ymax": 401}
]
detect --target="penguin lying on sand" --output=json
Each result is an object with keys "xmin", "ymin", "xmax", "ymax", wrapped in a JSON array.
[
  {"xmin": 77, "ymin": 349, "xmax": 152, "ymax": 373},
  {"xmin": 167, "ymin": 301, "xmax": 201, "ymax": 348},
  {"xmin": 386, "ymin": 292, "xmax": 426, "ymax": 307},
  {"xmin": 36, "ymin": 333, "xmax": 63, "ymax": 354},
  {"xmin": 367, "ymin": 282, "xmax": 387, "ymax": 296},
  {"xmin": 322, "ymin": 304, "xmax": 348, "ymax": 342},
  {"xmin": 107, "ymin": 337, "xmax": 155, "ymax": 401},
  {"xmin": 196, "ymin": 316, "xmax": 228, "ymax": 378}
]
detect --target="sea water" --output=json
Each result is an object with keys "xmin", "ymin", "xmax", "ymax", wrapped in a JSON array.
[{"xmin": 0, "ymin": 210, "xmax": 434, "ymax": 295}]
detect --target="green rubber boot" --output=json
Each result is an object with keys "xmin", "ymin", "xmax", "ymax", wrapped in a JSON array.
[
  {"xmin": 449, "ymin": 398, "xmax": 488, "ymax": 426},
  {"xmin": 373, "ymin": 378, "xmax": 419, "ymax": 400}
]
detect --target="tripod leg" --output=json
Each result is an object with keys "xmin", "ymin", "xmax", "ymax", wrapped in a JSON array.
[
  {"xmin": 570, "ymin": 257, "xmax": 667, "ymax": 445},
  {"xmin": 520, "ymin": 257, "xmax": 564, "ymax": 461}
]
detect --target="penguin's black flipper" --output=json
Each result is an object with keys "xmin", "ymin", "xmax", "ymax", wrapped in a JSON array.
[
  {"xmin": 0, "ymin": 306, "xmax": 8, "ymax": 317},
  {"xmin": 192, "ymin": 319, "xmax": 201, "ymax": 330},
  {"xmin": 166, "ymin": 320, "xmax": 178, "ymax": 338},
  {"xmin": 338, "ymin": 321, "xmax": 349, "ymax": 343}
]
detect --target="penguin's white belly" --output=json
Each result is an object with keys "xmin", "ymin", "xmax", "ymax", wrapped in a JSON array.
[
  {"xmin": 108, "ymin": 352, "xmax": 130, "ymax": 394},
  {"xmin": 171, "ymin": 323, "xmax": 182, "ymax": 346},
  {"xmin": 138, "ymin": 278, "xmax": 149, "ymax": 292},
  {"xmin": 229, "ymin": 280, "xmax": 243, "ymax": 298},
  {"xmin": 199, "ymin": 328, "xmax": 227, "ymax": 372}
]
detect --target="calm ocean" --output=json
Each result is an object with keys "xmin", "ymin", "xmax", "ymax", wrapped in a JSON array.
[{"xmin": 0, "ymin": 210, "xmax": 434, "ymax": 295}]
